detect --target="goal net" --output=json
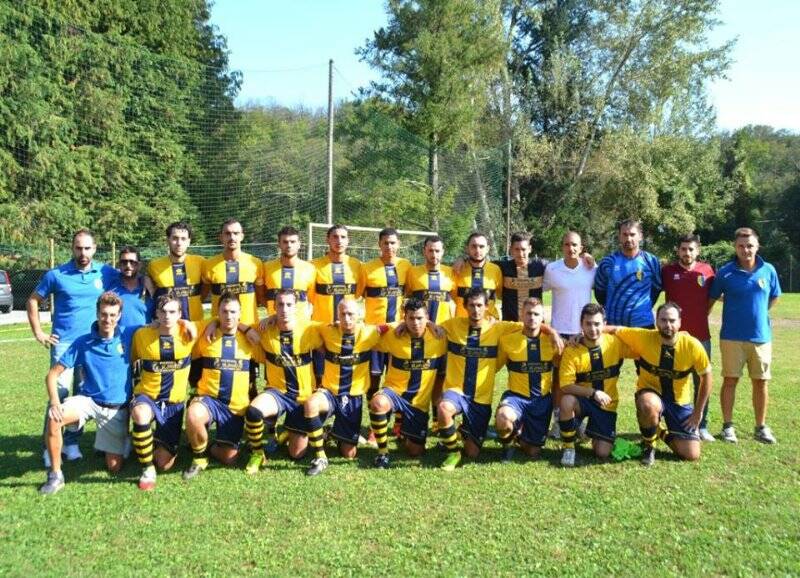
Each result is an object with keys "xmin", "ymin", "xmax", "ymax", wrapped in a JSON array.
[{"xmin": 306, "ymin": 223, "xmax": 438, "ymax": 265}]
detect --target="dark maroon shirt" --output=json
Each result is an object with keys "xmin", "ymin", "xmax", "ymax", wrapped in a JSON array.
[{"xmin": 662, "ymin": 261, "xmax": 715, "ymax": 341}]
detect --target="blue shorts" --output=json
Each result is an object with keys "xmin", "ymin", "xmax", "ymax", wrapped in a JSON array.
[
  {"xmin": 576, "ymin": 397, "xmax": 617, "ymax": 442},
  {"xmin": 317, "ymin": 390, "xmax": 363, "ymax": 446},
  {"xmin": 131, "ymin": 394, "xmax": 185, "ymax": 454},
  {"xmin": 265, "ymin": 388, "xmax": 307, "ymax": 433},
  {"xmin": 196, "ymin": 396, "xmax": 244, "ymax": 448},
  {"xmin": 370, "ymin": 351, "xmax": 387, "ymax": 376},
  {"xmin": 498, "ymin": 391, "xmax": 553, "ymax": 447},
  {"xmin": 441, "ymin": 389, "xmax": 491, "ymax": 446},
  {"xmin": 380, "ymin": 388, "xmax": 429, "ymax": 444},
  {"xmin": 637, "ymin": 389, "xmax": 700, "ymax": 441}
]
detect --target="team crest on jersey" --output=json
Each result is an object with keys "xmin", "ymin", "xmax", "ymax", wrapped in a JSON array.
[
  {"xmin": 228, "ymin": 266, "xmax": 236, "ymax": 273},
  {"xmin": 341, "ymin": 395, "xmax": 349, "ymax": 407},
  {"xmin": 94, "ymin": 279, "xmax": 103, "ymax": 289},
  {"xmin": 663, "ymin": 349, "xmax": 673, "ymax": 359},
  {"xmin": 636, "ymin": 269, "xmax": 643, "ymax": 281},
  {"xmin": 529, "ymin": 341, "xmax": 538, "ymax": 351},
  {"xmin": 224, "ymin": 339, "xmax": 233, "ymax": 347},
  {"xmin": 175, "ymin": 268, "xmax": 184, "ymax": 276},
  {"xmin": 591, "ymin": 352, "xmax": 600, "ymax": 360},
  {"xmin": 673, "ymin": 273, "xmax": 680, "ymax": 280},
  {"xmin": 758, "ymin": 277, "xmax": 766, "ymax": 289},
  {"xmin": 697, "ymin": 274, "xmax": 705, "ymax": 287},
  {"xmin": 162, "ymin": 341, "xmax": 172, "ymax": 350},
  {"xmin": 284, "ymin": 271, "xmax": 292, "ymax": 279}
]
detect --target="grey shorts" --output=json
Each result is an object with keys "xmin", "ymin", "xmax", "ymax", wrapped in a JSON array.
[{"xmin": 63, "ymin": 395, "xmax": 129, "ymax": 455}]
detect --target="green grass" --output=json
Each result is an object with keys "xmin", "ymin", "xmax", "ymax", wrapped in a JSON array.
[{"xmin": 1, "ymin": 299, "xmax": 799, "ymax": 576}]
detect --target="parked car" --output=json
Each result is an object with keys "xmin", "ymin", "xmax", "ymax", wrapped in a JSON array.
[{"xmin": 0, "ymin": 269, "xmax": 12, "ymax": 313}]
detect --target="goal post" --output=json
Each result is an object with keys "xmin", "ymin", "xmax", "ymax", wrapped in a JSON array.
[{"xmin": 306, "ymin": 223, "xmax": 438, "ymax": 264}]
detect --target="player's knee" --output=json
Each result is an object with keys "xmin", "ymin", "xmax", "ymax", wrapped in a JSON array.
[
  {"xmin": 338, "ymin": 443, "xmax": 357, "ymax": 459},
  {"xmin": 463, "ymin": 441, "xmax": 480, "ymax": 459},
  {"xmin": 677, "ymin": 442, "xmax": 701, "ymax": 462},
  {"xmin": 405, "ymin": 440, "xmax": 425, "ymax": 458},
  {"xmin": 154, "ymin": 448, "xmax": 176, "ymax": 471},
  {"xmin": 369, "ymin": 394, "xmax": 390, "ymax": 414},
  {"xmin": 130, "ymin": 404, "xmax": 151, "ymax": 424},
  {"xmin": 212, "ymin": 445, "xmax": 238, "ymax": 466},
  {"xmin": 437, "ymin": 400, "xmax": 455, "ymax": 419},
  {"xmin": 522, "ymin": 444, "xmax": 541, "ymax": 458},
  {"xmin": 559, "ymin": 394, "xmax": 578, "ymax": 414},
  {"xmin": 593, "ymin": 442, "xmax": 612, "ymax": 459},
  {"xmin": 105, "ymin": 453, "xmax": 123, "ymax": 473}
]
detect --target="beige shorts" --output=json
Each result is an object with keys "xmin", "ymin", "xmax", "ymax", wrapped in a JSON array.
[
  {"xmin": 63, "ymin": 395, "xmax": 129, "ymax": 455},
  {"xmin": 720, "ymin": 340, "xmax": 772, "ymax": 380}
]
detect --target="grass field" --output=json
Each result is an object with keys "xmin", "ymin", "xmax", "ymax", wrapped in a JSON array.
[{"xmin": 1, "ymin": 298, "xmax": 799, "ymax": 576}]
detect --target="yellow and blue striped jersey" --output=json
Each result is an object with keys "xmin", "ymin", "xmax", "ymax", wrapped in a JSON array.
[
  {"xmin": 379, "ymin": 328, "xmax": 447, "ymax": 411},
  {"xmin": 361, "ymin": 258, "xmax": 411, "ymax": 324},
  {"xmin": 559, "ymin": 334, "xmax": 633, "ymax": 412},
  {"xmin": 497, "ymin": 332, "xmax": 557, "ymax": 398},
  {"xmin": 441, "ymin": 318, "xmax": 522, "ymax": 404},
  {"xmin": 147, "ymin": 255, "xmax": 205, "ymax": 321},
  {"xmin": 318, "ymin": 324, "xmax": 381, "ymax": 396},
  {"xmin": 310, "ymin": 255, "xmax": 362, "ymax": 324},
  {"xmin": 616, "ymin": 328, "xmax": 710, "ymax": 405},
  {"xmin": 452, "ymin": 261, "xmax": 504, "ymax": 319},
  {"xmin": 260, "ymin": 321, "xmax": 323, "ymax": 403},
  {"xmin": 131, "ymin": 326, "xmax": 196, "ymax": 403},
  {"xmin": 405, "ymin": 265, "xmax": 455, "ymax": 324},
  {"xmin": 194, "ymin": 325, "xmax": 265, "ymax": 416},
  {"xmin": 263, "ymin": 258, "xmax": 317, "ymax": 319},
  {"xmin": 202, "ymin": 253, "xmax": 264, "ymax": 325}
]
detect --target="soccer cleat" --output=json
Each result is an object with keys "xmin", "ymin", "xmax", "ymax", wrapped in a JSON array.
[
  {"xmin": 138, "ymin": 466, "xmax": 157, "ymax": 491},
  {"xmin": 441, "ymin": 451, "xmax": 462, "ymax": 472},
  {"xmin": 264, "ymin": 436, "xmax": 279, "ymax": 455},
  {"xmin": 63, "ymin": 444, "xmax": 83, "ymax": 462},
  {"xmin": 374, "ymin": 454, "xmax": 391, "ymax": 469},
  {"xmin": 721, "ymin": 425, "xmax": 738, "ymax": 444},
  {"xmin": 698, "ymin": 428, "xmax": 716, "ymax": 442},
  {"xmin": 306, "ymin": 457, "xmax": 329, "ymax": 476},
  {"xmin": 754, "ymin": 425, "xmax": 777, "ymax": 444},
  {"xmin": 182, "ymin": 459, "xmax": 208, "ymax": 481},
  {"xmin": 548, "ymin": 419, "xmax": 561, "ymax": 440},
  {"xmin": 560, "ymin": 448, "xmax": 576, "ymax": 467},
  {"xmin": 640, "ymin": 445, "xmax": 656, "ymax": 467},
  {"xmin": 501, "ymin": 446, "xmax": 516, "ymax": 464},
  {"xmin": 39, "ymin": 471, "xmax": 65, "ymax": 495},
  {"xmin": 245, "ymin": 452, "xmax": 267, "ymax": 475}
]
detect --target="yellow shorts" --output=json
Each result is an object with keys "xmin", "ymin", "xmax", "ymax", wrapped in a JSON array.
[{"xmin": 720, "ymin": 339, "xmax": 772, "ymax": 380}]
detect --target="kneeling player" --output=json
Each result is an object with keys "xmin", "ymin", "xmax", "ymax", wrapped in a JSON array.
[
  {"xmin": 608, "ymin": 302, "xmax": 712, "ymax": 466},
  {"xmin": 495, "ymin": 298, "xmax": 559, "ymax": 462},
  {"xmin": 183, "ymin": 293, "xmax": 264, "ymax": 480},
  {"xmin": 130, "ymin": 293, "xmax": 196, "ymax": 490},
  {"xmin": 304, "ymin": 299, "xmax": 381, "ymax": 476},
  {"xmin": 244, "ymin": 290, "xmax": 321, "ymax": 474},
  {"xmin": 558, "ymin": 304, "xmax": 633, "ymax": 466},
  {"xmin": 369, "ymin": 298, "xmax": 447, "ymax": 467}
]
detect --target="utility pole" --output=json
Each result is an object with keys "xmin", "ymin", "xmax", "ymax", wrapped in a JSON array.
[
  {"xmin": 326, "ymin": 59, "xmax": 334, "ymax": 224},
  {"xmin": 506, "ymin": 139, "xmax": 512, "ymax": 250}
]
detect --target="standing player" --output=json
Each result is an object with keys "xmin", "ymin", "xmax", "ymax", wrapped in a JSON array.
[
  {"xmin": 263, "ymin": 226, "xmax": 316, "ymax": 320},
  {"xmin": 361, "ymin": 228, "xmax": 411, "ymax": 401},
  {"xmin": 437, "ymin": 288, "xmax": 560, "ymax": 470},
  {"xmin": 303, "ymin": 300, "xmax": 382, "ymax": 476},
  {"xmin": 558, "ymin": 304, "xmax": 634, "ymax": 467},
  {"xmin": 594, "ymin": 219, "xmax": 661, "ymax": 328},
  {"xmin": 311, "ymin": 224, "xmax": 362, "ymax": 381},
  {"xmin": 39, "ymin": 293, "xmax": 131, "ymax": 495},
  {"xmin": 495, "ymin": 298, "xmax": 559, "ymax": 462},
  {"xmin": 369, "ymin": 298, "xmax": 447, "ymax": 468},
  {"xmin": 451, "ymin": 232, "xmax": 503, "ymax": 319},
  {"xmin": 243, "ymin": 290, "xmax": 322, "ymax": 474},
  {"xmin": 661, "ymin": 233, "xmax": 716, "ymax": 441},
  {"xmin": 28, "ymin": 228, "xmax": 119, "ymax": 465},
  {"xmin": 708, "ymin": 227, "xmax": 781, "ymax": 444},
  {"xmin": 148, "ymin": 222, "xmax": 205, "ymax": 322},
  {"xmin": 202, "ymin": 218, "xmax": 264, "ymax": 326},
  {"xmin": 406, "ymin": 235, "xmax": 456, "ymax": 325},
  {"xmin": 129, "ymin": 293, "xmax": 197, "ymax": 490},
  {"xmin": 183, "ymin": 293, "xmax": 264, "ymax": 480},
  {"xmin": 608, "ymin": 302, "xmax": 712, "ymax": 466},
  {"xmin": 494, "ymin": 232, "xmax": 547, "ymax": 322},
  {"xmin": 110, "ymin": 246, "xmax": 151, "ymax": 330}
]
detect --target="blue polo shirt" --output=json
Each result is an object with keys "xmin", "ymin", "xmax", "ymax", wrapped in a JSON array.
[
  {"xmin": 594, "ymin": 250, "xmax": 661, "ymax": 327},
  {"xmin": 110, "ymin": 278, "xmax": 152, "ymax": 330},
  {"xmin": 35, "ymin": 260, "xmax": 119, "ymax": 343},
  {"xmin": 709, "ymin": 256, "xmax": 781, "ymax": 343},
  {"xmin": 58, "ymin": 323, "xmax": 133, "ymax": 405}
]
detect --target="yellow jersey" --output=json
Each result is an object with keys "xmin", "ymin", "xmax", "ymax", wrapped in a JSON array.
[
  {"xmin": 131, "ymin": 326, "xmax": 196, "ymax": 403},
  {"xmin": 259, "ymin": 321, "xmax": 322, "ymax": 403},
  {"xmin": 616, "ymin": 328, "xmax": 710, "ymax": 405},
  {"xmin": 497, "ymin": 331, "xmax": 557, "ymax": 398},
  {"xmin": 194, "ymin": 325, "xmax": 265, "ymax": 416},
  {"xmin": 202, "ymin": 253, "xmax": 264, "ymax": 325},
  {"xmin": 405, "ymin": 265, "xmax": 455, "ymax": 324},
  {"xmin": 147, "ymin": 255, "xmax": 205, "ymax": 321},
  {"xmin": 379, "ymin": 328, "xmax": 447, "ymax": 411},
  {"xmin": 559, "ymin": 334, "xmax": 633, "ymax": 412},
  {"xmin": 361, "ymin": 258, "xmax": 411, "ymax": 324},
  {"xmin": 441, "ymin": 318, "xmax": 522, "ymax": 404},
  {"xmin": 310, "ymin": 255, "xmax": 362, "ymax": 323},
  {"xmin": 452, "ymin": 261, "xmax": 503, "ymax": 319},
  {"xmin": 318, "ymin": 324, "xmax": 381, "ymax": 396},
  {"xmin": 262, "ymin": 258, "xmax": 317, "ymax": 319}
]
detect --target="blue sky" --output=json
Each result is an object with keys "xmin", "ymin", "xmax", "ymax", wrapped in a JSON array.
[{"xmin": 210, "ymin": 0, "xmax": 800, "ymax": 131}]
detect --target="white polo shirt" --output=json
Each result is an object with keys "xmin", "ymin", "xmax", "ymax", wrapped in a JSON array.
[{"xmin": 543, "ymin": 259, "xmax": 596, "ymax": 336}]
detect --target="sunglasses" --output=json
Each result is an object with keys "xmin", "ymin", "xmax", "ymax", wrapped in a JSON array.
[{"xmin": 120, "ymin": 259, "xmax": 139, "ymax": 265}]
